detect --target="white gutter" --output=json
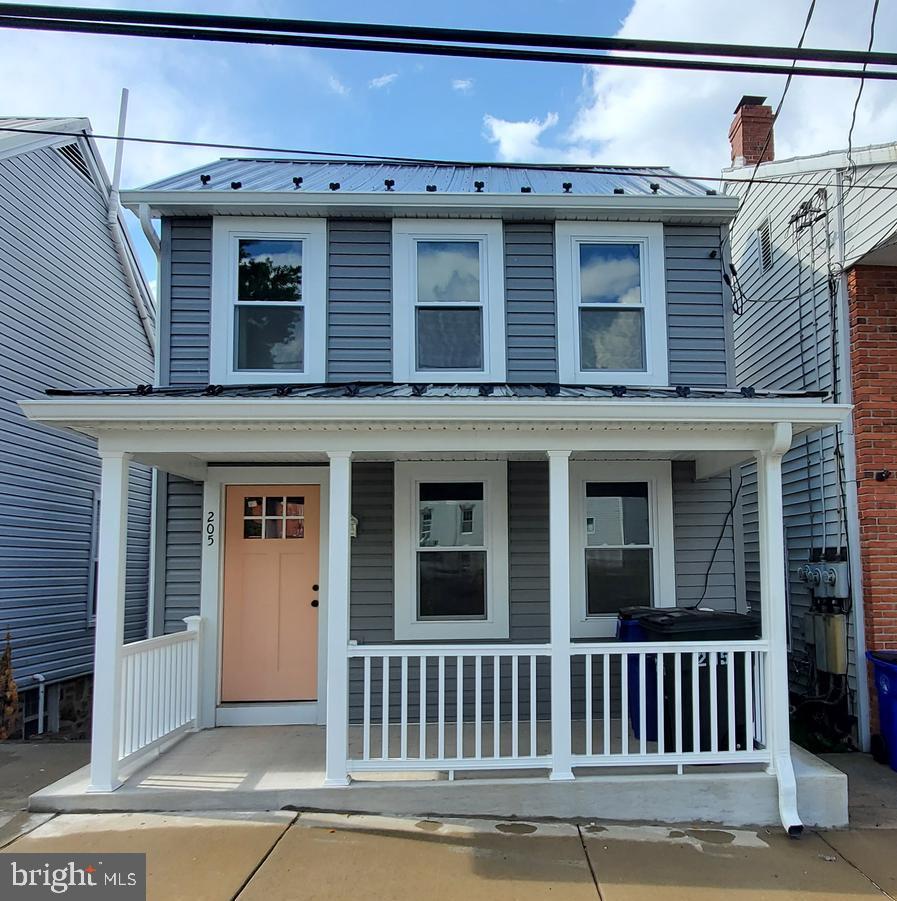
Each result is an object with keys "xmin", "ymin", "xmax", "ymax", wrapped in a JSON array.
[
  {"xmin": 138, "ymin": 202, "xmax": 161, "ymax": 258},
  {"xmin": 833, "ymin": 167, "xmax": 872, "ymax": 751},
  {"xmin": 121, "ymin": 190, "xmax": 739, "ymax": 223},
  {"xmin": 106, "ymin": 90, "xmax": 155, "ymax": 354},
  {"xmin": 19, "ymin": 396, "xmax": 852, "ymax": 430}
]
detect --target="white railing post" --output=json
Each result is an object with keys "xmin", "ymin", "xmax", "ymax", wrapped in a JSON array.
[
  {"xmin": 757, "ymin": 423, "xmax": 802, "ymax": 835},
  {"xmin": 88, "ymin": 450, "xmax": 131, "ymax": 792},
  {"xmin": 547, "ymin": 450, "xmax": 574, "ymax": 780},
  {"xmin": 183, "ymin": 616, "xmax": 202, "ymax": 728},
  {"xmin": 325, "ymin": 451, "xmax": 353, "ymax": 786}
]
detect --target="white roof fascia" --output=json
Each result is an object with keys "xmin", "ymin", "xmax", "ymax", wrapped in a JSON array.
[
  {"xmin": 121, "ymin": 190, "xmax": 739, "ymax": 223},
  {"xmin": 19, "ymin": 397, "xmax": 851, "ymax": 432},
  {"xmin": 723, "ymin": 142, "xmax": 897, "ymax": 181},
  {"xmin": 0, "ymin": 117, "xmax": 91, "ymax": 161}
]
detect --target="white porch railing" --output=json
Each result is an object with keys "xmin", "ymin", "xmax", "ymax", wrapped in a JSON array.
[
  {"xmin": 347, "ymin": 645, "xmax": 552, "ymax": 773},
  {"xmin": 117, "ymin": 617, "xmax": 202, "ymax": 764},
  {"xmin": 570, "ymin": 640, "xmax": 768, "ymax": 767},
  {"xmin": 344, "ymin": 639, "xmax": 768, "ymax": 776}
]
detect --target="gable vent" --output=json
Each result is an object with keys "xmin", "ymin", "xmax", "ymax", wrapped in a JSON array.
[
  {"xmin": 756, "ymin": 217, "xmax": 774, "ymax": 274},
  {"xmin": 57, "ymin": 142, "xmax": 93, "ymax": 182}
]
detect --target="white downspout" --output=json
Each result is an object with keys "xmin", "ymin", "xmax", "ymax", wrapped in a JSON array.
[
  {"xmin": 107, "ymin": 88, "xmax": 155, "ymax": 353},
  {"xmin": 833, "ymin": 168, "xmax": 871, "ymax": 751}
]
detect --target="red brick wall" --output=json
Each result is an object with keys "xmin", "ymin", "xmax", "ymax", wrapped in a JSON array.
[
  {"xmin": 848, "ymin": 265, "xmax": 897, "ymax": 728},
  {"xmin": 728, "ymin": 104, "xmax": 775, "ymax": 167}
]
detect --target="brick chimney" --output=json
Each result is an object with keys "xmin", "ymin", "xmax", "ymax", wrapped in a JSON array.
[{"xmin": 729, "ymin": 95, "xmax": 774, "ymax": 167}]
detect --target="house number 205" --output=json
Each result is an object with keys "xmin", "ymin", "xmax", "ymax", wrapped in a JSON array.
[{"xmin": 206, "ymin": 511, "xmax": 215, "ymax": 546}]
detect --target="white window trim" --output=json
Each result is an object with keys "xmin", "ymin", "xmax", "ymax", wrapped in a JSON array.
[
  {"xmin": 210, "ymin": 216, "xmax": 327, "ymax": 385},
  {"xmin": 394, "ymin": 461, "xmax": 509, "ymax": 640},
  {"xmin": 569, "ymin": 461, "xmax": 676, "ymax": 639},
  {"xmin": 392, "ymin": 219, "xmax": 506, "ymax": 383},
  {"xmin": 556, "ymin": 221, "xmax": 668, "ymax": 387}
]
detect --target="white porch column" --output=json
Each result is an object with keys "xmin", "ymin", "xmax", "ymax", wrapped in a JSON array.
[
  {"xmin": 324, "ymin": 451, "xmax": 353, "ymax": 786},
  {"xmin": 547, "ymin": 450, "xmax": 574, "ymax": 781},
  {"xmin": 756, "ymin": 422, "xmax": 802, "ymax": 835},
  {"xmin": 88, "ymin": 451, "xmax": 131, "ymax": 792}
]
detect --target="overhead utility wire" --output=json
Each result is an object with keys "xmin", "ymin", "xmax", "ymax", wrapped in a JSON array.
[
  {"xmin": 844, "ymin": 0, "xmax": 881, "ymax": 199},
  {"xmin": 0, "ymin": 12, "xmax": 896, "ymax": 80},
  {"xmin": 5, "ymin": 123, "xmax": 897, "ymax": 198},
  {"xmin": 3, "ymin": 3, "xmax": 897, "ymax": 68}
]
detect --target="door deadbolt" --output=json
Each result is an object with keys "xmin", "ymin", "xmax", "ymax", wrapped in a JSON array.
[{"xmin": 310, "ymin": 599, "xmax": 319, "ymax": 608}]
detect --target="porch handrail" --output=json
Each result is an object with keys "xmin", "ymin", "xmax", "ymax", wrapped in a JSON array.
[
  {"xmin": 347, "ymin": 643, "xmax": 551, "ymax": 656},
  {"xmin": 116, "ymin": 616, "xmax": 202, "ymax": 769}
]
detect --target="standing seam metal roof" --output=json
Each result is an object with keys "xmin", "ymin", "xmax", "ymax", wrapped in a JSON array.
[{"xmin": 140, "ymin": 158, "xmax": 711, "ymax": 197}]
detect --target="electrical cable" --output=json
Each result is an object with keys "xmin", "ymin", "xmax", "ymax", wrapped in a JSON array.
[
  {"xmin": 694, "ymin": 477, "xmax": 743, "ymax": 608},
  {"xmin": 844, "ymin": 0, "xmax": 881, "ymax": 201}
]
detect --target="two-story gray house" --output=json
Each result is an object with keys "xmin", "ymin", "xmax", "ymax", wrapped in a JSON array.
[
  {"xmin": 23, "ymin": 158, "xmax": 850, "ymax": 831},
  {"xmin": 0, "ymin": 117, "xmax": 154, "ymax": 733}
]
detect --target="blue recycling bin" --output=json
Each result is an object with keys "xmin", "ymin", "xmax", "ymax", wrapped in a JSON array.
[
  {"xmin": 867, "ymin": 650, "xmax": 897, "ymax": 773},
  {"xmin": 617, "ymin": 608, "xmax": 658, "ymax": 742}
]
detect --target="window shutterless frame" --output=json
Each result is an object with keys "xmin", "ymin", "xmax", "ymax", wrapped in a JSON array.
[
  {"xmin": 210, "ymin": 217, "xmax": 326, "ymax": 385},
  {"xmin": 569, "ymin": 461, "xmax": 675, "ymax": 638},
  {"xmin": 392, "ymin": 219, "xmax": 506, "ymax": 382},
  {"xmin": 555, "ymin": 222, "xmax": 668, "ymax": 386},
  {"xmin": 394, "ymin": 461, "xmax": 509, "ymax": 640}
]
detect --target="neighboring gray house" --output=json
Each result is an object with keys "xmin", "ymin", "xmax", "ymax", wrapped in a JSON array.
[
  {"xmin": 0, "ymin": 117, "xmax": 155, "ymax": 729},
  {"xmin": 723, "ymin": 96, "xmax": 897, "ymax": 755},
  {"xmin": 24, "ymin": 158, "xmax": 850, "ymax": 831}
]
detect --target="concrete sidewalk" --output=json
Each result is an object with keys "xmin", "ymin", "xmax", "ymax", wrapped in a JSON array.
[{"xmin": 3, "ymin": 811, "xmax": 897, "ymax": 900}]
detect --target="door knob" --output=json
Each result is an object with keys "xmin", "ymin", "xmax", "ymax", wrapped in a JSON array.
[{"xmin": 310, "ymin": 599, "xmax": 319, "ymax": 608}]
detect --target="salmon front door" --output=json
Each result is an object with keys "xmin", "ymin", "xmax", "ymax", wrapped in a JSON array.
[{"xmin": 221, "ymin": 485, "xmax": 320, "ymax": 703}]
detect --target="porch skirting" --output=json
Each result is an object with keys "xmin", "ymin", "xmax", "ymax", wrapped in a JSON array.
[{"xmin": 29, "ymin": 727, "xmax": 848, "ymax": 828}]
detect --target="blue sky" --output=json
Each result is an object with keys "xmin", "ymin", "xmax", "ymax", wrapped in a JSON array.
[{"xmin": 2, "ymin": 0, "xmax": 896, "ymax": 288}]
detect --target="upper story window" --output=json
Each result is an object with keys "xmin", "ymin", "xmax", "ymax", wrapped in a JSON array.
[
  {"xmin": 393, "ymin": 220, "xmax": 506, "ymax": 382},
  {"xmin": 556, "ymin": 222, "xmax": 668, "ymax": 386},
  {"xmin": 211, "ymin": 218, "xmax": 326, "ymax": 384}
]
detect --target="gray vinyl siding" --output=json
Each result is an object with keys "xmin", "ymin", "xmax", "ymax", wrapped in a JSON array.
[
  {"xmin": 158, "ymin": 475, "xmax": 204, "ymax": 634},
  {"xmin": 504, "ymin": 223, "xmax": 558, "ymax": 382},
  {"xmin": 665, "ymin": 226, "xmax": 732, "ymax": 388},
  {"xmin": 159, "ymin": 218, "xmax": 733, "ymax": 389},
  {"xmin": 843, "ymin": 162, "xmax": 897, "ymax": 266},
  {"xmin": 728, "ymin": 169, "xmax": 854, "ymax": 699},
  {"xmin": 327, "ymin": 220, "xmax": 392, "ymax": 382},
  {"xmin": 160, "ymin": 217, "xmax": 212, "ymax": 386},
  {"xmin": 0, "ymin": 142, "xmax": 154, "ymax": 684}
]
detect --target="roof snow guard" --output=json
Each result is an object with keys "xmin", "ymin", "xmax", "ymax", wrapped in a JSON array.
[{"xmin": 122, "ymin": 159, "xmax": 738, "ymax": 223}]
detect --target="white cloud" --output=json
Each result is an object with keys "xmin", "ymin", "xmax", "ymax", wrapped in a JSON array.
[
  {"xmin": 328, "ymin": 75, "xmax": 350, "ymax": 96},
  {"xmin": 483, "ymin": 112, "xmax": 561, "ymax": 162},
  {"xmin": 452, "ymin": 78, "xmax": 474, "ymax": 93},
  {"xmin": 369, "ymin": 72, "xmax": 398, "ymax": 89},
  {"xmin": 481, "ymin": 0, "xmax": 897, "ymax": 174}
]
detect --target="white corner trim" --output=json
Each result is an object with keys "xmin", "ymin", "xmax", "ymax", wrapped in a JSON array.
[
  {"xmin": 393, "ymin": 461, "xmax": 509, "ymax": 640},
  {"xmin": 569, "ymin": 461, "xmax": 675, "ymax": 639},
  {"xmin": 210, "ymin": 216, "xmax": 327, "ymax": 385},
  {"xmin": 555, "ymin": 221, "xmax": 669, "ymax": 387},
  {"xmin": 392, "ymin": 219, "xmax": 506, "ymax": 383}
]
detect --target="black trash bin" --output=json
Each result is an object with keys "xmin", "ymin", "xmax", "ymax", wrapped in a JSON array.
[
  {"xmin": 616, "ymin": 607, "xmax": 658, "ymax": 741},
  {"xmin": 638, "ymin": 609, "xmax": 761, "ymax": 753}
]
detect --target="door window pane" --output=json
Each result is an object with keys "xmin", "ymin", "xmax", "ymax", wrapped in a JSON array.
[
  {"xmin": 235, "ymin": 306, "xmax": 304, "ymax": 371},
  {"xmin": 585, "ymin": 483, "xmax": 649, "ymax": 546},
  {"xmin": 579, "ymin": 308, "xmax": 645, "ymax": 371},
  {"xmin": 238, "ymin": 239, "xmax": 302, "ymax": 301},
  {"xmin": 244, "ymin": 519, "xmax": 262, "ymax": 539},
  {"xmin": 585, "ymin": 548, "xmax": 652, "ymax": 614},
  {"xmin": 243, "ymin": 497, "xmax": 263, "ymax": 516},
  {"xmin": 417, "ymin": 241, "xmax": 480, "ymax": 303},
  {"xmin": 418, "ymin": 550, "xmax": 486, "ymax": 618},
  {"xmin": 285, "ymin": 519, "xmax": 305, "ymax": 539},
  {"xmin": 265, "ymin": 519, "xmax": 283, "ymax": 539},
  {"xmin": 579, "ymin": 243, "xmax": 641, "ymax": 305},
  {"xmin": 418, "ymin": 483, "xmax": 484, "ymax": 547},
  {"xmin": 416, "ymin": 308, "xmax": 483, "ymax": 370}
]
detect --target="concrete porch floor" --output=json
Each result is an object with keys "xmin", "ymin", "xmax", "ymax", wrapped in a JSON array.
[{"xmin": 29, "ymin": 726, "xmax": 848, "ymax": 827}]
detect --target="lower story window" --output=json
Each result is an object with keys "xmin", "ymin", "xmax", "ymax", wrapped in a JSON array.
[
  {"xmin": 571, "ymin": 462, "xmax": 675, "ymax": 638},
  {"xmin": 395, "ymin": 462, "xmax": 508, "ymax": 640}
]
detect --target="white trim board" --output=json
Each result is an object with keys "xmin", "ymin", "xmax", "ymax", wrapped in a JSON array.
[
  {"xmin": 216, "ymin": 703, "xmax": 319, "ymax": 727},
  {"xmin": 199, "ymin": 466, "xmax": 331, "ymax": 728}
]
